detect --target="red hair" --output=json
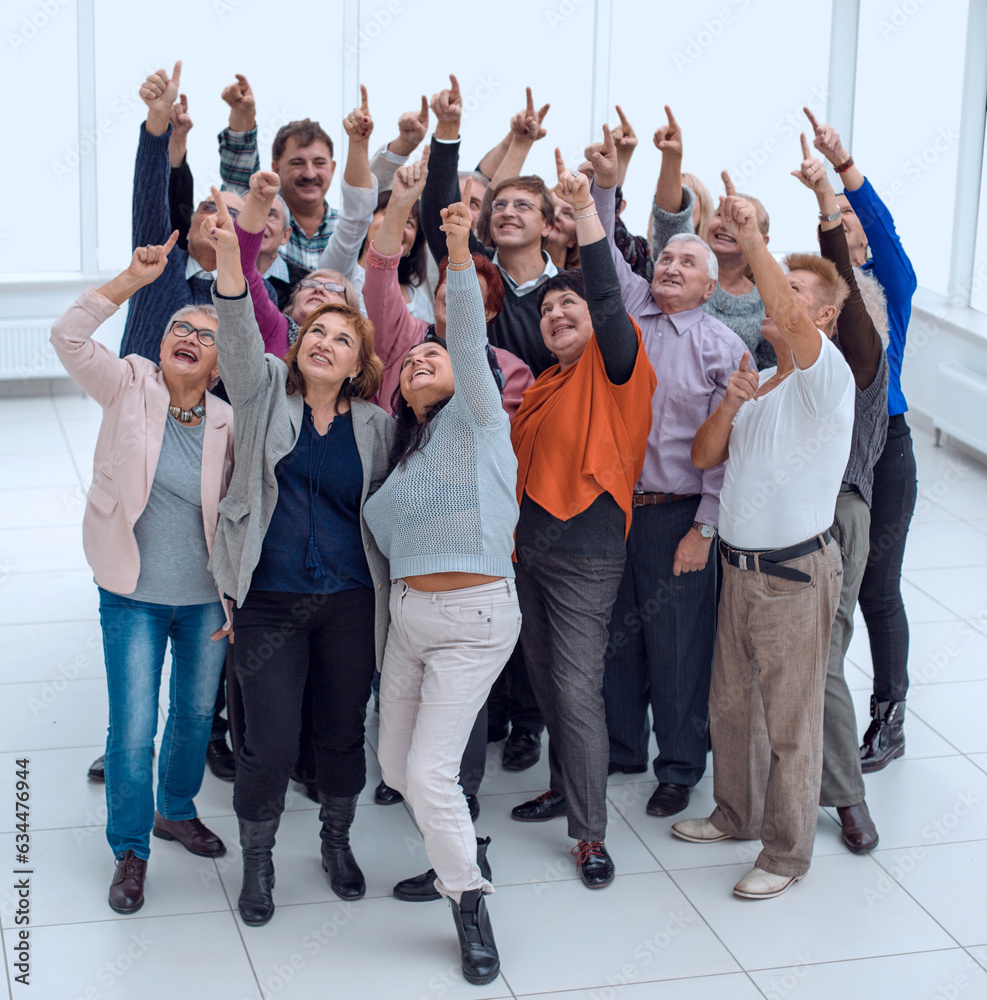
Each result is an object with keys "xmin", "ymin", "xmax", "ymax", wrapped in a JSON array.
[{"xmin": 436, "ymin": 253, "xmax": 505, "ymax": 320}]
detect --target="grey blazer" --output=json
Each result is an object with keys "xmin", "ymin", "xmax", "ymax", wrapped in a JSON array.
[{"xmin": 209, "ymin": 286, "xmax": 396, "ymax": 668}]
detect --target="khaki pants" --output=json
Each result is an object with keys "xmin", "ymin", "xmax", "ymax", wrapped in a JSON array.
[
  {"xmin": 377, "ymin": 579, "xmax": 521, "ymax": 902},
  {"xmin": 710, "ymin": 539, "xmax": 842, "ymax": 877}
]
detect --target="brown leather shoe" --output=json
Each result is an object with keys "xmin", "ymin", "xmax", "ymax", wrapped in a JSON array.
[
  {"xmin": 109, "ymin": 850, "xmax": 147, "ymax": 914},
  {"xmin": 152, "ymin": 812, "xmax": 227, "ymax": 857},
  {"xmin": 837, "ymin": 801, "xmax": 879, "ymax": 853}
]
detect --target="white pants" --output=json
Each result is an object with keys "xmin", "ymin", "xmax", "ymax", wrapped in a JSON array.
[{"xmin": 377, "ymin": 579, "xmax": 521, "ymax": 902}]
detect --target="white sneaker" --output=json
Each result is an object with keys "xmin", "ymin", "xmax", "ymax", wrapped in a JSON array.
[
  {"xmin": 733, "ymin": 866, "xmax": 804, "ymax": 899},
  {"xmin": 670, "ymin": 816, "xmax": 732, "ymax": 843}
]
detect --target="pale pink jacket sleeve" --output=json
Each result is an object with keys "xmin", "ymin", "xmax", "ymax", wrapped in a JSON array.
[{"xmin": 234, "ymin": 220, "xmax": 290, "ymax": 357}]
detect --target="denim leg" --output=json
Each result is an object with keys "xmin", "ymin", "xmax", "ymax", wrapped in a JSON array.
[
  {"xmin": 99, "ymin": 588, "xmax": 169, "ymax": 860},
  {"xmin": 157, "ymin": 601, "xmax": 229, "ymax": 820}
]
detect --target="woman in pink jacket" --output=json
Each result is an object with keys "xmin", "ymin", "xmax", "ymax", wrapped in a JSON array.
[{"xmin": 50, "ymin": 233, "xmax": 234, "ymax": 917}]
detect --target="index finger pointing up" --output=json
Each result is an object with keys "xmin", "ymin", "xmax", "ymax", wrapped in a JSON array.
[
  {"xmin": 448, "ymin": 74, "xmax": 461, "ymax": 99},
  {"xmin": 615, "ymin": 104, "xmax": 630, "ymax": 128},
  {"xmin": 800, "ymin": 131, "xmax": 811, "ymax": 160},
  {"xmin": 525, "ymin": 86, "xmax": 534, "ymax": 114},
  {"xmin": 721, "ymin": 170, "xmax": 736, "ymax": 196},
  {"xmin": 461, "ymin": 176, "xmax": 472, "ymax": 209},
  {"xmin": 172, "ymin": 60, "xmax": 182, "ymax": 90},
  {"xmin": 554, "ymin": 147, "xmax": 567, "ymax": 180},
  {"xmin": 665, "ymin": 104, "xmax": 678, "ymax": 129},
  {"xmin": 418, "ymin": 94, "xmax": 428, "ymax": 122},
  {"xmin": 360, "ymin": 84, "xmax": 368, "ymax": 112},
  {"xmin": 210, "ymin": 186, "xmax": 231, "ymax": 225},
  {"xmin": 738, "ymin": 350, "xmax": 750, "ymax": 373},
  {"xmin": 803, "ymin": 106, "xmax": 821, "ymax": 133}
]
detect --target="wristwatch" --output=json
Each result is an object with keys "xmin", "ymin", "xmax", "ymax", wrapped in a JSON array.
[{"xmin": 692, "ymin": 522, "xmax": 715, "ymax": 539}]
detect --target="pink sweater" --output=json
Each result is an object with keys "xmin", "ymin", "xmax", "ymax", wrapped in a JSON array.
[
  {"xmin": 234, "ymin": 222, "xmax": 291, "ymax": 358},
  {"xmin": 363, "ymin": 243, "xmax": 533, "ymax": 417}
]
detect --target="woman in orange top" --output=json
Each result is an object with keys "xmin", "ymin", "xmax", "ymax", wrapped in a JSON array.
[{"xmin": 509, "ymin": 142, "xmax": 656, "ymax": 889}]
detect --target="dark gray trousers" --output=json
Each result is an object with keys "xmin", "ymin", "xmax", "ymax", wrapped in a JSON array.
[{"xmin": 515, "ymin": 550, "xmax": 625, "ymax": 843}]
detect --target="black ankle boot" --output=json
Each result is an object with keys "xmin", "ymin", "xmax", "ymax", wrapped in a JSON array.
[
  {"xmin": 450, "ymin": 888, "xmax": 500, "ymax": 985},
  {"xmin": 318, "ymin": 794, "xmax": 365, "ymax": 900},
  {"xmin": 393, "ymin": 836, "xmax": 493, "ymax": 902},
  {"xmin": 860, "ymin": 697, "xmax": 905, "ymax": 773},
  {"xmin": 238, "ymin": 817, "xmax": 279, "ymax": 926}
]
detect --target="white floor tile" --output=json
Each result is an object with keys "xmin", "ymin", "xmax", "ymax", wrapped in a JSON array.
[
  {"xmin": 0, "ymin": 452, "xmax": 80, "ymax": 490},
  {"xmin": 872, "ymin": 841, "xmax": 987, "ymax": 946},
  {"xmin": 0, "ymin": 824, "xmax": 232, "ymax": 928},
  {"xmin": 0, "ymin": 486, "xmax": 87, "ymax": 529},
  {"xmin": 968, "ymin": 754, "xmax": 987, "ymax": 777},
  {"xmin": 7, "ymin": 911, "xmax": 258, "ymax": 999},
  {"xmin": 52, "ymin": 392, "xmax": 102, "ymax": 423},
  {"xmin": 899, "ymin": 577, "xmax": 961, "ymax": 624},
  {"xmin": 748, "ymin": 950, "xmax": 987, "ymax": 999},
  {"xmin": 237, "ymin": 895, "xmax": 512, "ymax": 1000},
  {"xmin": 0, "ymin": 422, "xmax": 69, "ymax": 455},
  {"xmin": 0, "ymin": 526, "xmax": 89, "ymax": 574},
  {"xmin": 0, "ymin": 396, "xmax": 61, "ymax": 423},
  {"xmin": 0, "ymin": 620, "xmax": 103, "ymax": 684},
  {"xmin": 670, "ymin": 854, "xmax": 953, "ymax": 969},
  {"xmin": 858, "ymin": 756, "xmax": 987, "ymax": 850},
  {"xmin": 925, "ymin": 481, "xmax": 987, "ymax": 522},
  {"xmin": 514, "ymin": 976, "xmax": 765, "ymax": 1000},
  {"xmin": 493, "ymin": 873, "xmax": 738, "ymax": 995},
  {"xmin": 909, "ymin": 496, "xmax": 962, "ymax": 525},
  {"xmin": 904, "ymin": 569, "xmax": 987, "ymax": 625},
  {"xmin": 0, "ymin": 677, "xmax": 108, "ymax": 752},
  {"xmin": 0, "ymin": 570, "xmax": 98, "ymax": 625},
  {"xmin": 908, "ymin": 681, "xmax": 987, "ymax": 754},
  {"xmin": 902, "ymin": 520, "xmax": 987, "ymax": 569}
]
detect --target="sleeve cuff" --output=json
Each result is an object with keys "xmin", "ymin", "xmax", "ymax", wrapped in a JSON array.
[
  {"xmin": 81, "ymin": 286, "xmax": 121, "ymax": 321},
  {"xmin": 366, "ymin": 243, "xmax": 401, "ymax": 269},
  {"xmin": 695, "ymin": 497, "xmax": 719, "ymax": 529},
  {"xmin": 210, "ymin": 279, "xmax": 249, "ymax": 301},
  {"xmin": 432, "ymin": 135, "xmax": 460, "ymax": 145},
  {"xmin": 376, "ymin": 145, "xmax": 407, "ymax": 165},
  {"xmin": 220, "ymin": 126, "xmax": 257, "ymax": 150}
]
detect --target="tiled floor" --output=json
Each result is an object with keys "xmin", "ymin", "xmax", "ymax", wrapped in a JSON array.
[{"xmin": 1, "ymin": 391, "xmax": 986, "ymax": 999}]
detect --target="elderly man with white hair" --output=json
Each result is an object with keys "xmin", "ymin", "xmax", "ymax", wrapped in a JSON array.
[{"xmin": 581, "ymin": 129, "xmax": 750, "ymax": 823}]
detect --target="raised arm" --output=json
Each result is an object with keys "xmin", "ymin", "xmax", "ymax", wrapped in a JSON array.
[
  {"xmin": 442, "ymin": 180, "xmax": 504, "ymax": 427},
  {"xmin": 218, "ymin": 73, "xmax": 259, "ymax": 194},
  {"xmin": 587, "ymin": 127, "xmax": 653, "ymax": 318},
  {"xmin": 692, "ymin": 350, "xmax": 759, "ymax": 468},
  {"xmin": 653, "ymin": 105, "xmax": 685, "ymax": 214},
  {"xmin": 421, "ymin": 75, "xmax": 485, "ymax": 263},
  {"xmin": 370, "ymin": 95, "xmax": 429, "ymax": 190},
  {"xmin": 555, "ymin": 146, "xmax": 637, "ymax": 385},
  {"xmin": 792, "ymin": 135, "xmax": 881, "ymax": 388},
  {"xmin": 133, "ymin": 63, "xmax": 182, "ymax": 247},
  {"xmin": 721, "ymin": 171, "xmax": 823, "ymax": 369},
  {"xmin": 52, "ymin": 234, "xmax": 179, "ymax": 407}
]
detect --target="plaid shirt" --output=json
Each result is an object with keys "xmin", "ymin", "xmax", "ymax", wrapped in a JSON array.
[{"xmin": 218, "ymin": 126, "xmax": 339, "ymax": 271}]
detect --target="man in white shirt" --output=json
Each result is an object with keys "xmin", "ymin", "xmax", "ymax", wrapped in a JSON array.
[{"xmin": 671, "ymin": 179, "xmax": 855, "ymax": 900}]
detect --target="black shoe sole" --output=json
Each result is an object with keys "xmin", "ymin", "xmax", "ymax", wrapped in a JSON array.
[
  {"xmin": 239, "ymin": 906, "xmax": 275, "ymax": 927},
  {"xmin": 463, "ymin": 968, "xmax": 500, "ymax": 986},
  {"xmin": 151, "ymin": 827, "xmax": 227, "ymax": 858},
  {"xmin": 393, "ymin": 888, "xmax": 441, "ymax": 902},
  {"xmin": 321, "ymin": 862, "xmax": 366, "ymax": 901},
  {"xmin": 510, "ymin": 810, "xmax": 567, "ymax": 822},
  {"xmin": 108, "ymin": 896, "xmax": 144, "ymax": 914},
  {"xmin": 860, "ymin": 747, "xmax": 904, "ymax": 774},
  {"xmin": 579, "ymin": 874, "xmax": 615, "ymax": 889},
  {"xmin": 501, "ymin": 757, "xmax": 540, "ymax": 772},
  {"xmin": 608, "ymin": 764, "xmax": 648, "ymax": 775}
]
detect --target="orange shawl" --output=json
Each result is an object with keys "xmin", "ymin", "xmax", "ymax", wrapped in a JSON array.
[{"xmin": 511, "ymin": 319, "xmax": 656, "ymax": 540}]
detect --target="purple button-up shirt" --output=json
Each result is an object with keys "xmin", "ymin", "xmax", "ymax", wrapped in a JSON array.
[{"xmin": 594, "ymin": 183, "xmax": 751, "ymax": 528}]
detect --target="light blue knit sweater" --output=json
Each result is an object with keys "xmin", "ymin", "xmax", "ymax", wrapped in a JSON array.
[{"xmin": 363, "ymin": 264, "xmax": 519, "ymax": 579}]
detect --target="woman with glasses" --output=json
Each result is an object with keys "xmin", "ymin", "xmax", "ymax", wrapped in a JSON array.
[
  {"xmin": 204, "ymin": 186, "xmax": 394, "ymax": 928},
  {"xmin": 50, "ymin": 232, "xmax": 234, "ymax": 915}
]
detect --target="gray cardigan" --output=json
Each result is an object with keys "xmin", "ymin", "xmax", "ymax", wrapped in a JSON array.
[{"xmin": 209, "ymin": 285, "xmax": 396, "ymax": 668}]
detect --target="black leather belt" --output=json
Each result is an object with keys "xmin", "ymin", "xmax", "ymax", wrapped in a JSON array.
[
  {"xmin": 718, "ymin": 530, "xmax": 832, "ymax": 583},
  {"xmin": 631, "ymin": 492, "xmax": 698, "ymax": 507}
]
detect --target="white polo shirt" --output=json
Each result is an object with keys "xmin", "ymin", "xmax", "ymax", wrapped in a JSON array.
[{"xmin": 717, "ymin": 330, "xmax": 854, "ymax": 551}]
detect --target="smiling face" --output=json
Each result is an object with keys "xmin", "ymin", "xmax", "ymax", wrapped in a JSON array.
[
  {"xmin": 296, "ymin": 312, "xmax": 363, "ymax": 390},
  {"xmin": 274, "ymin": 137, "xmax": 335, "ymax": 214},
  {"xmin": 399, "ymin": 341, "xmax": 455, "ymax": 415},
  {"xmin": 651, "ymin": 240, "xmax": 717, "ymax": 314},
  {"xmin": 290, "ymin": 271, "xmax": 349, "ymax": 324},
  {"xmin": 490, "ymin": 185, "xmax": 552, "ymax": 251},
  {"xmin": 158, "ymin": 312, "xmax": 219, "ymax": 387},
  {"xmin": 539, "ymin": 287, "xmax": 593, "ymax": 368},
  {"xmin": 260, "ymin": 198, "xmax": 292, "ymax": 259},
  {"xmin": 545, "ymin": 194, "xmax": 577, "ymax": 261},
  {"xmin": 366, "ymin": 208, "xmax": 419, "ymax": 259},
  {"xmin": 835, "ymin": 195, "xmax": 868, "ymax": 267}
]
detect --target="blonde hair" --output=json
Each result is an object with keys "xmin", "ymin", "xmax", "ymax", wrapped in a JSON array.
[
  {"xmin": 682, "ymin": 173, "xmax": 714, "ymax": 244},
  {"xmin": 783, "ymin": 253, "xmax": 850, "ymax": 331},
  {"xmin": 854, "ymin": 266, "xmax": 890, "ymax": 347}
]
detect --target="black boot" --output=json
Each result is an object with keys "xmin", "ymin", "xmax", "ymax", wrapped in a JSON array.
[
  {"xmin": 450, "ymin": 888, "xmax": 500, "ymax": 985},
  {"xmin": 393, "ymin": 836, "xmax": 493, "ymax": 902},
  {"xmin": 860, "ymin": 697, "xmax": 905, "ymax": 773},
  {"xmin": 318, "ymin": 794, "xmax": 365, "ymax": 900},
  {"xmin": 238, "ymin": 817, "xmax": 279, "ymax": 926}
]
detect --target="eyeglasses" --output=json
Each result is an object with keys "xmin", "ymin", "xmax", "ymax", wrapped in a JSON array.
[
  {"xmin": 300, "ymin": 278, "xmax": 347, "ymax": 300},
  {"xmin": 197, "ymin": 201, "xmax": 241, "ymax": 220},
  {"xmin": 491, "ymin": 198, "xmax": 540, "ymax": 215},
  {"xmin": 169, "ymin": 320, "xmax": 216, "ymax": 347}
]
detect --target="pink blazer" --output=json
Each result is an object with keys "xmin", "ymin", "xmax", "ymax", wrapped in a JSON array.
[{"xmin": 50, "ymin": 287, "xmax": 234, "ymax": 596}]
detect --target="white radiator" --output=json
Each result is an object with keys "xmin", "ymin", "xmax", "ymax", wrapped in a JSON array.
[
  {"xmin": 0, "ymin": 318, "xmax": 62, "ymax": 380},
  {"xmin": 934, "ymin": 363, "xmax": 987, "ymax": 455}
]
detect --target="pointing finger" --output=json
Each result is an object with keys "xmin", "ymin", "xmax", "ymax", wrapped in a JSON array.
[
  {"xmin": 172, "ymin": 60, "xmax": 182, "ymax": 91},
  {"xmin": 721, "ymin": 171, "xmax": 736, "ymax": 196},
  {"xmin": 615, "ymin": 104, "xmax": 630, "ymax": 128},
  {"xmin": 418, "ymin": 94, "xmax": 429, "ymax": 122},
  {"xmin": 449, "ymin": 74, "xmax": 461, "ymax": 100},
  {"xmin": 803, "ymin": 106, "xmax": 821, "ymax": 133},
  {"xmin": 525, "ymin": 86, "xmax": 534, "ymax": 114},
  {"xmin": 665, "ymin": 104, "xmax": 679, "ymax": 130},
  {"xmin": 554, "ymin": 146, "xmax": 566, "ymax": 180},
  {"xmin": 537, "ymin": 103, "xmax": 550, "ymax": 122},
  {"xmin": 800, "ymin": 131, "xmax": 811, "ymax": 160},
  {"xmin": 739, "ymin": 350, "xmax": 750, "ymax": 373},
  {"xmin": 461, "ymin": 176, "xmax": 472, "ymax": 210},
  {"xmin": 360, "ymin": 84, "xmax": 368, "ymax": 112},
  {"xmin": 602, "ymin": 122, "xmax": 615, "ymax": 153}
]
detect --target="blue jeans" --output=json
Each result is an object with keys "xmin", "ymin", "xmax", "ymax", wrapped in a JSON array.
[{"xmin": 98, "ymin": 588, "xmax": 228, "ymax": 859}]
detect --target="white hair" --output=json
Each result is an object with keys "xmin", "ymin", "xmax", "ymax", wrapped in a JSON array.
[
  {"xmin": 853, "ymin": 266, "xmax": 890, "ymax": 348},
  {"xmin": 663, "ymin": 233, "xmax": 718, "ymax": 282}
]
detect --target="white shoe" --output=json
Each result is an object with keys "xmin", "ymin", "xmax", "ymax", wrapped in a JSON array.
[
  {"xmin": 733, "ymin": 866, "xmax": 804, "ymax": 899},
  {"xmin": 670, "ymin": 816, "xmax": 732, "ymax": 843}
]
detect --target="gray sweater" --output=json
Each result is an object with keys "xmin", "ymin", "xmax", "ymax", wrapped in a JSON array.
[
  {"xmin": 652, "ymin": 185, "xmax": 773, "ymax": 366},
  {"xmin": 363, "ymin": 264, "xmax": 519, "ymax": 579},
  {"xmin": 208, "ymin": 285, "xmax": 396, "ymax": 667}
]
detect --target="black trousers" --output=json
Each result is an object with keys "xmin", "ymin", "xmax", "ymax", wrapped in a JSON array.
[
  {"xmin": 857, "ymin": 415, "xmax": 917, "ymax": 703},
  {"xmin": 486, "ymin": 643, "xmax": 544, "ymax": 735},
  {"xmin": 232, "ymin": 588, "xmax": 376, "ymax": 822},
  {"xmin": 602, "ymin": 496, "xmax": 717, "ymax": 786}
]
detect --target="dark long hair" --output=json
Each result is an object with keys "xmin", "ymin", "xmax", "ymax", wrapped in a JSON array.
[
  {"xmin": 388, "ymin": 331, "xmax": 505, "ymax": 467},
  {"xmin": 362, "ymin": 190, "xmax": 429, "ymax": 288}
]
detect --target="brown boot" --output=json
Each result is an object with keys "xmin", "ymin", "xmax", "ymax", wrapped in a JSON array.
[{"xmin": 108, "ymin": 850, "xmax": 147, "ymax": 914}]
